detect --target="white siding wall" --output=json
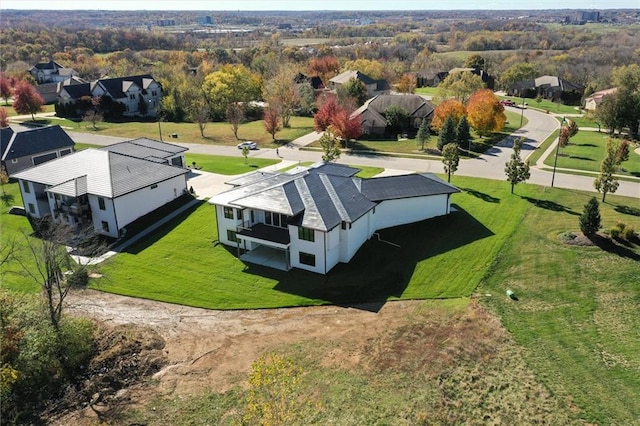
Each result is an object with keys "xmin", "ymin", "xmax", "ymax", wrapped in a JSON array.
[
  {"xmin": 18, "ymin": 180, "xmax": 40, "ymax": 217},
  {"xmin": 374, "ymin": 195, "xmax": 449, "ymax": 230},
  {"xmin": 325, "ymin": 226, "xmax": 341, "ymax": 272},
  {"xmin": 89, "ymin": 195, "xmax": 118, "ymax": 237},
  {"xmin": 217, "ymin": 205, "xmax": 242, "ymax": 246},
  {"xmin": 290, "ymin": 226, "xmax": 326, "ymax": 274},
  {"xmin": 113, "ymin": 175, "xmax": 186, "ymax": 231},
  {"xmin": 339, "ymin": 212, "xmax": 373, "ymax": 263}
]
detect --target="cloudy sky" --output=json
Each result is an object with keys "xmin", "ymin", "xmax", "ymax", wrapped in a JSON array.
[{"xmin": 2, "ymin": 0, "xmax": 638, "ymax": 10}]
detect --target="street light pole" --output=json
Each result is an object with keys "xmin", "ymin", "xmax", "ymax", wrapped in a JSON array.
[
  {"xmin": 149, "ymin": 99, "xmax": 162, "ymax": 141},
  {"xmin": 550, "ymin": 116, "xmax": 566, "ymax": 188}
]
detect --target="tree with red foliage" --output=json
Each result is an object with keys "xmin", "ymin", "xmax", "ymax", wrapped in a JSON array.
[
  {"xmin": 466, "ymin": 89, "xmax": 506, "ymax": 137},
  {"xmin": 263, "ymin": 107, "xmax": 281, "ymax": 141},
  {"xmin": 0, "ymin": 108, "xmax": 8, "ymax": 128},
  {"xmin": 0, "ymin": 76, "xmax": 12, "ymax": 105},
  {"xmin": 12, "ymin": 81, "xmax": 44, "ymax": 121},
  {"xmin": 314, "ymin": 95, "xmax": 340, "ymax": 131},
  {"xmin": 331, "ymin": 108, "xmax": 362, "ymax": 143},
  {"xmin": 308, "ymin": 56, "xmax": 340, "ymax": 86}
]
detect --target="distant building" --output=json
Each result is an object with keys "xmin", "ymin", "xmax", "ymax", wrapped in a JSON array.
[
  {"xmin": 584, "ymin": 88, "xmax": 617, "ymax": 111},
  {"xmin": 156, "ymin": 19, "xmax": 176, "ymax": 27},
  {"xmin": 199, "ymin": 16, "xmax": 214, "ymax": 25},
  {"xmin": 329, "ymin": 70, "xmax": 391, "ymax": 98},
  {"xmin": 28, "ymin": 60, "xmax": 78, "ymax": 84}
]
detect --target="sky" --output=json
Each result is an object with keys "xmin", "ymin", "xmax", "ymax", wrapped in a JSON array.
[{"xmin": 2, "ymin": 0, "xmax": 639, "ymax": 10}]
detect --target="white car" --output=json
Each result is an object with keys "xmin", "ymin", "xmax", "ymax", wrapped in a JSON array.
[{"xmin": 237, "ymin": 141, "xmax": 257, "ymax": 150}]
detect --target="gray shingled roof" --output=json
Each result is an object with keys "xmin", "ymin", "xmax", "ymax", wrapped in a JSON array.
[
  {"xmin": 1, "ymin": 125, "xmax": 75, "ymax": 162},
  {"xmin": 360, "ymin": 173, "xmax": 459, "ymax": 202},
  {"xmin": 13, "ymin": 149, "xmax": 187, "ymax": 198},
  {"xmin": 101, "ymin": 138, "xmax": 186, "ymax": 162},
  {"xmin": 308, "ymin": 162, "xmax": 361, "ymax": 177}
]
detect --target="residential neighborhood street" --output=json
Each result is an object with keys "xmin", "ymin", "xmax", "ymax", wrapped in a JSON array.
[{"xmin": 65, "ymin": 107, "xmax": 639, "ymax": 199}]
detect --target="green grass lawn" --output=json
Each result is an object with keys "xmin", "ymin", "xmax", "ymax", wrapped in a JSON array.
[
  {"xmin": 184, "ymin": 153, "xmax": 280, "ymax": 175},
  {"xmin": 543, "ymin": 131, "xmax": 640, "ymax": 177},
  {"xmin": 499, "ymin": 97, "xmax": 581, "ymax": 115},
  {"xmin": 2, "ymin": 104, "xmax": 55, "ymax": 117}
]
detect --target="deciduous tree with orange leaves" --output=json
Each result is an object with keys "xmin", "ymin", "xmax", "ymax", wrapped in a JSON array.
[
  {"xmin": 308, "ymin": 56, "xmax": 340, "ymax": 86},
  {"xmin": 466, "ymin": 89, "xmax": 506, "ymax": 137},
  {"xmin": 431, "ymin": 98, "xmax": 466, "ymax": 131}
]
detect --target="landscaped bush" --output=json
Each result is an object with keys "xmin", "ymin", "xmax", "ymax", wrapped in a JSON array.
[{"xmin": 610, "ymin": 221, "xmax": 636, "ymax": 240}]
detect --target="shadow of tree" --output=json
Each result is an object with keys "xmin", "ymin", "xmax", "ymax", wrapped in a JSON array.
[
  {"xmin": 568, "ymin": 156, "xmax": 595, "ymax": 161},
  {"xmin": 520, "ymin": 196, "xmax": 579, "ymax": 216},
  {"xmin": 1, "ymin": 193, "xmax": 15, "ymax": 207},
  {"xmin": 587, "ymin": 234, "xmax": 640, "ymax": 261},
  {"xmin": 615, "ymin": 205, "xmax": 640, "ymax": 217},
  {"xmin": 460, "ymin": 187, "xmax": 500, "ymax": 203}
]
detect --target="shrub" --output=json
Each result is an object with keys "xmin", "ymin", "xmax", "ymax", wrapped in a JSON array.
[
  {"xmin": 579, "ymin": 197, "xmax": 601, "ymax": 236},
  {"xmin": 611, "ymin": 222, "xmax": 637, "ymax": 241},
  {"xmin": 67, "ymin": 268, "xmax": 89, "ymax": 287}
]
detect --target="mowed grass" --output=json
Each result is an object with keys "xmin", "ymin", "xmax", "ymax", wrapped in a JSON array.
[
  {"xmin": 184, "ymin": 153, "xmax": 280, "ymax": 175},
  {"xmin": 543, "ymin": 131, "xmax": 640, "ymax": 177},
  {"xmin": 11, "ymin": 115, "xmax": 315, "ymax": 148},
  {"xmin": 91, "ymin": 176, "xmax": 533, "ymax": 309},
  {"xmin": 2, "ymin": 104, "xmax": 55, "ymax": 117},
  {"xmin": 479, "ymin": 185, "xmax": 640, "ymax": 424}
]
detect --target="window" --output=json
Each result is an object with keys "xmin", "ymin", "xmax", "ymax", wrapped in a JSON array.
[
  {"xmin": 227, "ymin": 230, "xmax": 238, "ymax": 243},
  {"xmin": 98, "ymin": 197, "xmax": 106, "ymax": 210},
  {"xmin": 152, "ymin": 90, "xmax": 157, "ymax": 96},
  {"xmin": 341, "ymin": 221, "xmax": 351, "ymax": 230},
  {"xmin": 265, "ymin": 212, "xmax": 287, "ymax": 228},
  {"xmin": 223, "ymin": 206, "xmax": 234, "ymax": 219},
  {"xmin": 28, "ymin": 203, "xmax": 35, "ymax": 214},
  {"xmin": 101, "ymin": 221, "xmax": 110, "ymax": 232},
  {"xmin": 298, "ymin": 227, "xmax": 315, "ymax": 242},
  {"xmin": 22, "ymin": 180, "xmax": 30, "ymax": 194},
  {"xmin": 60, "ymin": 148, "xmax": 72, "ymax": 156},
  {"xmin": 299, "ymin": 252, "xmax": 316, "ymax": 267},
  {"xmin": 129, "ymin": 94, "xmax": 135, "ymax": 100},
  {"xmin": 150, "ymin": 184, "xmax": 158, "ymax": 190}
]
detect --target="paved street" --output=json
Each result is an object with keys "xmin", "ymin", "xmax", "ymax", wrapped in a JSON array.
[{"xmin": 66, "ymin": 109, "xmax": 639, "ymax": 199}]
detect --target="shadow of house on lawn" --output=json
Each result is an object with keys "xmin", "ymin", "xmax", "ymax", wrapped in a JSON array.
[{"xmin": 238, "ymin": 205, "xmax": 494, "ymax": 312}]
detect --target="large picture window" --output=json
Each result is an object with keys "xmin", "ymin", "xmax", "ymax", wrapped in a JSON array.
[
  {"xmin": 298, "ymin": 227, "xmax": 315, "ymax": 242},
  {"xmin": 265, "ymin": 211, "xmax": 287, "ymax": 228},
  {"xmin": 299, "ymin": 252, "xmax": 316, "ymax": 267}
]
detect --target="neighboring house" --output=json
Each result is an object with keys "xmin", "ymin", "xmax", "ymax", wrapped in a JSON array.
[
  {"xmin": 329, "ymin": 70, "xmax": 391, "ymax": 97},
  {"xmin": 210, "ymin": 162, "xmax": 459, "ymax": 274},
  {"xmin": 100, "ymin": 138, "xmax": 187, "ymax": 167},
  {"xmin": 415, "ymin": 68, "xmax": 494, "ymax": 88},
  {"xmin": 13, "ymin": 147, "xmax": 189, "ymax": 238},
  {"xmin": 508, "ymin": 75, "xmax": 585, "ymax": 104},
  {"xmin": 350, "ymin": 94, "xmax": 435, "ymax": 135},
  {"xmin": 294, "ymin": 72, "xmax": 325, "ymax": 91},
  {"xmin": 57, "ymin": 74, "xmax": 163, "ymax": 118},
  {"xmin": 29, "ymin": 60, "xmax": 78, "ymax": 84},
  {"xmin": 584, "ymin": 87, "xmax": 617, "ymax": 111},
  {"xmin": 0, "ymin": 125, "xmax": 75, "ymax": 176}
]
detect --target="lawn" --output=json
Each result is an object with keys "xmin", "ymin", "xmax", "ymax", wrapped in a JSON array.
[
  {"xmin": 2, "ymin": 104, "xmax": 55, "ymax": 117},
  {"xmin": 543, "ymin": 131, "xmax": 640, "ymax": 177},
  {"xmin": 184, "ymin": 153, "xmax": 280, "ymax": 175},
  {"xmin": 499, "ymin": 96, "xmax": 581, "ymax": 115},
  {"xmin": 10, "ymin": 115, "xmax": 315, "ymax": 148},
  {"xmin": 90, "ymin": 176, "xmax": 535, "ymax": 309}
]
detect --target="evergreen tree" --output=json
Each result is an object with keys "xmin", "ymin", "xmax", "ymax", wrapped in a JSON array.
[
  {"xmin": 437, "ymin": 116, "xmax": 456, "ymax": 151},
  {"xmin": 456, "ymin": 115, "xmax": 471, "ymax": 151},
  {"xmin": 416, "ymin": 118, "xmax": 430, "ymax": 151},
  {"xmin": 504, "ymin": 137, "xmax": 530, "ymax": 193},
  {"xmin": 579, "ymin": 197, "xmax": 601, "ymax": 236}
]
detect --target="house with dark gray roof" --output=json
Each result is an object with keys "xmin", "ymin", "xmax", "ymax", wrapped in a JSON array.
[
  {"xmin": 209, "ymin": 162, "xmax": 459, "ymax": 274},
  {"xmin": 329, "ymin": 70, "xmax": 391, "ymax": 98},
  {"xmin": 13, "ymin": 146, "xmax": 188, "ymax": 238},
  {"xmin": 1, "ymin": 125, "xmax": 75, "ymax": 176},
  {"xmin": 29, "ymin": 60, "xmax": 78, "ymax": 84},
  {"xmin": 57, "ymin": 74, "xmax": 163, "ymax": 118},
  {"xmin": 507, "ymin": 75, "xmax": 585, "ymax": 105},
  {"xmin": 350, "ymin": 94, "xmax": 435, "ymax": 135}
]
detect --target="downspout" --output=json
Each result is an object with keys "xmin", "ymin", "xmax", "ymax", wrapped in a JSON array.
[
  {"xmin": 112, "ymin": 198, "xmax": 120, "ymax": 238},
  {"xmin": 324, "ymin": 231, "xmax": 327, "ymax": 274}
]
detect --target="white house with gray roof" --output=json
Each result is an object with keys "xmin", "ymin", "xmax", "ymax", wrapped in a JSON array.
[
  {"xmin": 14, "ymin": 148, "xmax": 188, "ymax": 238},
  {"xmin": 209, "ymin": 163, "xmax": 459, "ymax": 274}
]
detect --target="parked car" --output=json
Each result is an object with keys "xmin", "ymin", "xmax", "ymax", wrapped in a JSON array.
[
  {"xmin": 237, "ymin": 141, "xmax": 258, "ymax": 150},
  {"xmin": 500, "ymin": 99, "xmax": 516, "ymax": 106}
]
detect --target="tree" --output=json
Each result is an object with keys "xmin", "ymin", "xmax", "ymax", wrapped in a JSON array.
[
  {"xmin": 594, "ymin": 140, "xmax": 621, "ymax": 202},
  {"xmin": 396, "ymin": 73, "xmax": 417, "ymax": 94},
  {"xmin": 558, "ymin": 119, "xmax": 579, "ymax": 149},
  {"xmin": 0, "ymin": 167, "xmax": 11, "ymax": 206},
  {"xmin": 188, "ymin": 97, "xmax": 211, "ymax": 138},
  {"xmin": 202, "ymin": 64, "xmax": 262, "ymax": 121},
  {"xmin": 341, "ymin": 58, "xmax": 384, "ymax": 79},
  {"xmin": 437, "ymin": 116, "xmax": 456, "ymax": 151},
  {"xmin": 308, "ymin": 56, "xmax": 340, "ymax": 86},
  {"xmin": 314, "ymin": 95, "xmax": 340, "ymax": 131},
  {"xmin": 416, "ymin": 118, "xmax": 430, "ymax": 151},
  {"xmin": 330, "ymin": 108, "xmax": 362, "ymax": 142},
  {"xmin": 319, "ymin": 128, "xmax": 341, "ymax": 162},
  {"xmin": 226, "ymin": 102, "xmax": 246, "ymax": 141},
  {"xmin": 263, "ymin": 107, "xmax": 281, "ymax": 140},
  {"xmin": 263, "ymin": 66, "xmax": 300, "ymax": 128},
  {"xmin": 442, "ymin": 143, "xmax": 459, "ymax": 182},
  {"xmin": 242, "ymin": 145, "xmax": 250, "ymax": 164},
  {"xmin": 499, "ymin": 62, "xmax": 539, "ymax": 91},
  {"xmin": 437, "ymin": 71, "xmax": 485, "ymax": 103},
  {"xmin": 456, "ymin": 116, "xmax": 472, "ymax": 151},
  {"xmin": 12, "ymin": 81, "xmax": 44, "ymax": 121},
  {"xmin": 0, "ymin": 76, "xmax": 12, "ymax": 105},
  {"xmin": 504, "ymin": 137, "xmax": 530, "ymax": 194},
  {"xmin": 336, "ymin": 77, "xmax": 367, "ymax": 107},
  {"xmin": 82, "ymin": 109, "xmax": 103, "ymax": 131},
  {"xmin": 464, "ymin": 54, "xmax": 486, "ymax": 70},
  {"xmin": 0, "ymin": 108, "xmax": 8, "ymax": 128},
  {"xmin": 579, "ymin": 197, "xmax": 601, "ymax": 236},
  {"xmin": 615, "ymin": 139, "xmax": 630, "ymax": 165},
  {"xmin": 384, "ymin": 105, "xmax": 409, "ymax": 134},
  {"xmin": 431, "ymin": 98, "xmax": 466, "ymax": 131},
  {"xmin": 466, "ymin": 89, "xmax": 506, "ymax": 137}
]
